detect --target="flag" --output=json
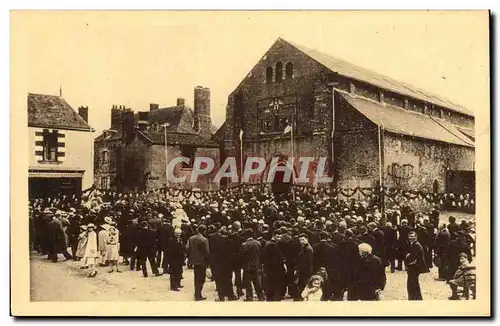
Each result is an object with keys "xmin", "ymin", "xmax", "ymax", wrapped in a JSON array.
[
  {"xmin": 239, "ymin": 129, "xmax": 244, "ymax": 141},
  {"xmin": 283, "ymin": 124, "xmax": 292, "ymax": 134}
]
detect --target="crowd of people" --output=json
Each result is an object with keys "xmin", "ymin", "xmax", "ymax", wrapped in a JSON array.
[{"xmin": 29, "ymin": 186, "xmax": 476, "ymax": 301}]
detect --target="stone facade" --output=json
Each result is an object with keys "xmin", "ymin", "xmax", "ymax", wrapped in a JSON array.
[
  {"xmin": 383, "ymin": 134, "xmax": 475, "ymax": 192},
  {"xmin": 94, "ymin": 87, "xmax": 219, "ymax": 192},
  {"xmin": 146, "ymin": 144, "xmax": 220, "ymax": 191},
  {"xmin": 217, "ymin": 38, "xmax": 475, "ymax": 192}
]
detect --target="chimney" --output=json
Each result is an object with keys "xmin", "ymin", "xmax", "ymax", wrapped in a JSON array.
[
  {"xmin": 137, "ymin": 111, "xmax": 149, "ymax": 130},
  {"xmin": 177, "ymin": 98, "xmax": 185, "ymax": 106},
  {"xmin": 122, "ymin": 109, "xmax": 135, "ymax": 143},
  {"xmin": 111, "ymin": 105, "xmax": 123, "ymax": 133},
  {"xmin": 193, "ymin": 86, "xmax": 212, "ymax": 138},
  {"xmin": 149, "ymin": 103, "xmax": 159, "ymax": 111},
  {"xmin": 78, "ymin": 106, "xmax": 89, "ymax": 122}
]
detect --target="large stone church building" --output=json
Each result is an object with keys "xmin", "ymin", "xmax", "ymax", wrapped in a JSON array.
[{"xmin": 217, "ymin": 38, "xmax": 475, "ymax": 193}]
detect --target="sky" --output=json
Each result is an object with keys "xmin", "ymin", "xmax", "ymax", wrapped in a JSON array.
[{"xmin": 13, "ymin": 11, "xmax": 489, "ymax": 136}]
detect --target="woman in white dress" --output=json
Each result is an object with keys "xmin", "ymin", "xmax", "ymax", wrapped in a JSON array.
[
  {"xmin": 106, "ymin": 225, "xmax": 121, "ymax": 273},
  {"xmin": 81, "ymin": 223, "xmax": 99, "ymax": 277},
  {"xmin": 75, "ymin": 225, "xmax": 88, "ymax": 266}
]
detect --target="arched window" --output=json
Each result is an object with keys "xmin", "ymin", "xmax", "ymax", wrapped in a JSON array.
[
  {"xmin": 266, "ymin": 66, "xmax": 273, "ymax": 84},
  {"xmin": 285, "ymin": 62, "xmax": 293, "ymax": 79},
  {"xmin": 275, "ymin": 62, "xmax": 283, "ymax": 82}
]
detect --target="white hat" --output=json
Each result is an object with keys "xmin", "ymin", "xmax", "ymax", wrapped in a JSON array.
[{"xmin": 104, "ymin": 216, "xmax": 113, "ymax": 224}]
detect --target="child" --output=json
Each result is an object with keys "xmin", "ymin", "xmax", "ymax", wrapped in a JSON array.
[
  {"xmin": 301, "ymin": 275, "xmax": 324, "ymax": 301},
  {"xmin": 81, "ymin": 224, "xmax": 99, "ymax": 277},
  {"xmin": 106, "ymin": 225, "xmax": 121, "ymax": 273}
]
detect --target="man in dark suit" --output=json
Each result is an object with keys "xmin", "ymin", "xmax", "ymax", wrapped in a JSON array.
[
  {"xmin": 367, "ymin": 222, "xmax": 386, "ymax": 266},
  {"xmin": 241, "ymin": 229, "xmax": 265, "ymax": 301},
  {"xmin": 330, "ymin": 221, "xmax": 346, "ymax": 246},
  {"xmin": 445, "ymin": 231, "xmax": 473, "ymax": 281},
  {"xmin": 435, "ymin": 224, "xmax": 451, "ymax": 281},
  {"xmin": 279, "ymin": 227, "xmax": 299, "ymax": 299},
  {"xmin": 127, "ymin": 219, "xmax": 141, "ymax": 271},
  {"xmin": 135, "ymin": 221, "xmax": 161, "ymax": 277},
  {"xmin": 294, "ymin": 233, "xmax": 314, "ymax": 301},
  {"xmin": 405, "ymin": 231, "xmax": 429, "ymax": 300},
  {"xmin": 230, "ymin": 222, "xmax": 245, "ymax": 297},
  {"xmin": 382, "ymin": 222, "xmax": 398, "ymax": 273},
  {"xmin": 262, "ymin": 230, "xmax": 286, "ymax": 301},
  {"xmin": 356, "ymin": 243, "xmax": 386, "ymax": 300},
  {"xmin": 313, "ymin": 231, "xmax": 338, "ymax": 300},
  {"xmin": 397, "ymin": 219, "xmax": 412, "ymax": 271},
  {"xmin": 216, "ymin": 229, "xmax": 238, "ymax": 301},
  {"xmin": 339, "ymin": 229, "xmax": 361, "ymax": 300},
  {"xmin": 167, "ymin": 228, "xmax": 185, "ymax": 291},
  {"xmin": 447, "ymin": 216, "xmax": 460, "ymax": 239},
  {"xmin": 157, "ymin": 218, "xmax": 174, "ymax": 274},
  {"xmin": 187, "ymin": 224, "xmax": 210, "ymax": 301},
  {"xmin": 208, "ymin": 225, "xmax": 225, "ymax": 300}
]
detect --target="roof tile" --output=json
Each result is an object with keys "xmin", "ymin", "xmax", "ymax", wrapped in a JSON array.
[{"xmin": 28, "ymin": 93, "xmax": 93, "ymax": 130}]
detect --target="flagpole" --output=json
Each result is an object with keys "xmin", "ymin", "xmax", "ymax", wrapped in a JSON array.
[
  {"xmin": 240, "ymin": 129, "xmax": 243, "ymax": 184},
  {"xmin": 163, "ymin": 123, "xmax": 170, "ymax": 198},
  {"xmin": 378, "ymin": 124, "xmax": 384, "ymax": 216},
  {"xmin": 291, "ymin": 110, "xmax": 296, "ymax": 201}
]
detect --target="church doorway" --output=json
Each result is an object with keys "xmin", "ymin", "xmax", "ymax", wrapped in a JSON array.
[{"xmin": 263, "ymin": 155, "xmax": 296, "ymax": 198}]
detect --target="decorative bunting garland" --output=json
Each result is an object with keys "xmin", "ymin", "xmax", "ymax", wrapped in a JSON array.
[{"xmin": 99, "ymin": 183, "xmax": 474, "ymax": 213}]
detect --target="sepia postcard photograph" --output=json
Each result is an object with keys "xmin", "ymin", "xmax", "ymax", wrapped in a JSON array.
[{"xmin": 10, "ymin": 10, "xmax": 491, "ymax": 317}]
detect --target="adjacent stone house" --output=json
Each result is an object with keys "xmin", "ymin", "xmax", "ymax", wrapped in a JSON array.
[{"xmin": 94, "ymin": 86, "xmax": 220, "ymax": 192}]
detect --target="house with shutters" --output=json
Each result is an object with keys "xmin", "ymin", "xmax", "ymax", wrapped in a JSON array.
[{"xmin": 28, "ymin": 93, "xmax": 94, "ymax": 198}]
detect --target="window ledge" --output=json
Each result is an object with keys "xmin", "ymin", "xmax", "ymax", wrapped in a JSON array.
[{"xmin": 37, "ymin": 160, "xmax": 62, "ymax": 165}]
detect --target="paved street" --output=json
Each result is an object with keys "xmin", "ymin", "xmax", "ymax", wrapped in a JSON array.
[{"xmin": 30, "ymin": 253, "xmax": 454, "ymax": 302}]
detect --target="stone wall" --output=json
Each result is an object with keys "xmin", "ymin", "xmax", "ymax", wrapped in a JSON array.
[
  {"xmin": 146, "ymin": 144, "xmax": 220, "ymax": 191},
  {"xmin": 383, "ymin": 133, "xmax": 475, "ymax": 192}
]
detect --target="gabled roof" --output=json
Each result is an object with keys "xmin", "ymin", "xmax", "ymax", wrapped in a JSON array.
[
  {"xmin": 282, "ymin": 38, "xmax": 473, "ymax": 117},
  {"xmin": 141, "ymin": 105, "xmax": 218, "ymax": 135},
  {"xmin": 143, "ymin": 105, "xmax": 197, "ymax": 134},
  {"xmin": 340, "ymin": 93, "xmax": 474, "ymax": 148},
  {"xmin": 138, "ymin": 130, "xmax": 219, "ymax": 148},
  {"xmin": 94, "ymin": 131, "xmax": 122, "ymax": 142},
  {"xmin": 28, "ymin": 93, "xmax": 93, "ymax": 131},
  {"xmin": 212, "ymin": 121, "xmax": 228, "ymax": 143}
]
